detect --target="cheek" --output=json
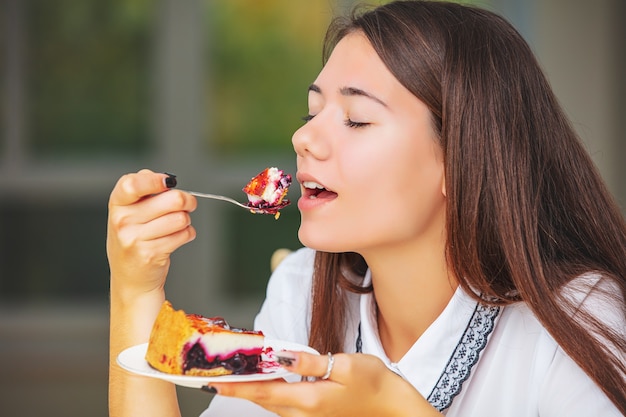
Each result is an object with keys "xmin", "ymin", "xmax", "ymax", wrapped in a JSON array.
[
  {"xmin": 339, "ymin": 136, "xmax": 437, "ymax": 210},
  {"xmin": 342, "ymin": 138, "xmax": 446, "ymax": 243}
]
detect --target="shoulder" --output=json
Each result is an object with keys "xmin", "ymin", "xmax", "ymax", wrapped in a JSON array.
[
  {"xmin": 272, "ymin": 246, "xmax": 316, "ymax": 272},
  {"xmin": 522, "ymin": 273, "xmax": 624, "ymax": 415},
  {"xmin": 504, "ymin": 273, "xmax": 624, "ymax": 334},
  {"xmin": 560, "ymin": 273, "xmax": 625, "ymax": 337},
  {"xmin": 561, "ymin": 272, "xmax": 623, "ymax": 306},
  {"xmin": 265, "ymin": 247, "xmax": 316, "ymax": 298},
  {"xmin": 253, "ymin": 247, "xmax": 316, "ymax": 342},
  {"xmin": 500, "ymin": 273, "xmax": 625, "ymax": 349},
  {"xmin": 458, "ymin": 274, "xmax": 623, "ymax": 415}
]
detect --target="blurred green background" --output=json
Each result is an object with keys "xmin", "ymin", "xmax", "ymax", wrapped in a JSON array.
[{"xmin": 0, "ymin": 0, "xmax": 623, "ymax": 416}]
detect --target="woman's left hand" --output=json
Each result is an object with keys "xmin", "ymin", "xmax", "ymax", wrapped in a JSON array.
[{"xmin": 209, "ymin": 351, "xmax": 442, "ymax": 417}]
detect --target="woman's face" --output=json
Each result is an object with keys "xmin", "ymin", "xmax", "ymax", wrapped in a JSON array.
[{"xmin": 293, "ymin": 32, "xmax": 446, "ymax": 255}]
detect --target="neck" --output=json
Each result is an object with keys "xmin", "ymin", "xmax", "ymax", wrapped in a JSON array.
[{"xmin": 362, "ymin": 241, "xmax": 458, "ymax": 362}]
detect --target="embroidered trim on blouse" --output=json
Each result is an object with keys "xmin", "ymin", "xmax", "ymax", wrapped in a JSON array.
[
  {"xmin": 426, "ymin": 302, "xmax": 501, "ymax": 411},
  {"xmin": 355, "ymin": 302, "xmax": 501, "ymax": 412}
]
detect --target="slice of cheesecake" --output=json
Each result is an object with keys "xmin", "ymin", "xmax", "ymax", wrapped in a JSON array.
[{"xmin": 146, "ymin": 301, "xmax": 264, "ymax": 376}]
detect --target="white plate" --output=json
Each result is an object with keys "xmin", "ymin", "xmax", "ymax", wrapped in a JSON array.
[{"xmin": 117, "ymin": 338, "xmax": 318, "ymax": 388}]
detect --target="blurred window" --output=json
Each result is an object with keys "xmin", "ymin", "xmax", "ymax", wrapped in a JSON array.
[
  {"xmin": 0, "ymin": 0, "xmax": 334, "ymax": 302},
  {"xmin": 26, "ymin": 0, "xmax": 153, "ymax": 156},
  {"xmin": 0, "ymin": 0, "xmax": 155, "ymax": 301},
  {"xmin": 0, "ymin": 202, "xmax": 109, "ymax": 299}
]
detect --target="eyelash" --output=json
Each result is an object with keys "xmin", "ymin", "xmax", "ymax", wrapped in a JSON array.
[
  {"xmin": 344, "ymin": 119, "xmax": 369, "ymax": 128},
  {"xmin": 301, "ymin": 114, "xmax": 370, "ymax": 129}
]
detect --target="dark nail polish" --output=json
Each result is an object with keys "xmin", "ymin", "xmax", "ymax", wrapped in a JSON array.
[
  {"xmin": 201, "ymin": 385, "xmax": 218, "ymax": 394},
  {"xmin": 275, "ymin": 353, "xmax": 296, "ymax": 367},
  {"xmin": 164, "ymin": 173, "xmax": 177, "ymax": 188}
]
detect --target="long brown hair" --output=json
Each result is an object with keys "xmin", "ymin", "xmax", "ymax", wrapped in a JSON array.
[{"xmin": 307, "ymin": 0, "xmax": 626, "ymax": 412}]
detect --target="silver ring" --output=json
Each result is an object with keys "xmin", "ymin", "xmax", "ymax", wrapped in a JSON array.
[{"xmin": 321, "ymin": 352, "xmax": 334, "ymax": 380}]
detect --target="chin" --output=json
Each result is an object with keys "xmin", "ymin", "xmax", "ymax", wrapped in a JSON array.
[{"xmin": 298, "ymin": 227, "xmax": 348, "ymax": 253}]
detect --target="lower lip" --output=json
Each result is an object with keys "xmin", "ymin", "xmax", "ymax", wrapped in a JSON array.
[{"xmin": 297, "ymin": 192, "xmax": 337, "ymax": 211}]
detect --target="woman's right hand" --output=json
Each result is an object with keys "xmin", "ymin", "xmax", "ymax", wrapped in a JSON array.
[
  {"xmin": 107, "ymin": 169, "xmax": 197, "ymax": 299},
  {"xmin": 107, "ymin": 169, "xmax": 197, "ymax": 417}
]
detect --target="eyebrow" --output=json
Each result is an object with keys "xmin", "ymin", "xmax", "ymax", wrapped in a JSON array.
[{"xmin": 308, "ymin": 84, "xmax": 388, "ymax": 108}]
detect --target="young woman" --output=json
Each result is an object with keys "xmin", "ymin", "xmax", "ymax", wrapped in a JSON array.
[{"xmin": 107, "ymin": 1, "xmax": 626, "ymax": 416}]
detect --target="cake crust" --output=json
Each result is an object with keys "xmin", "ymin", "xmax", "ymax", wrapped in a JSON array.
[
  {"xmin": 145, "ymin": 301, "xmax": 264, "ymax": 376},
  {"xmin": 146, "ymin": 301, "xmax": 195, "ymax": 374}
]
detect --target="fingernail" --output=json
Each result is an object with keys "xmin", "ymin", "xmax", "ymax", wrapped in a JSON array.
[
  {"xmin": 201, "ymin": 385, "xmax": 218, "ymax": 394},
  {"xmin": 275, "ymin": 351, "xmax": 297, "ymax": 367},
  {"xmin": 164, "ymin": 173, "xmax": 177, "ymax": 188}
]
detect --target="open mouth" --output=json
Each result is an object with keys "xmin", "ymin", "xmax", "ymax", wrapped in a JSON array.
[{"xmin": 302, "ymin": 181, "xmax": 338, "ymax": 199}]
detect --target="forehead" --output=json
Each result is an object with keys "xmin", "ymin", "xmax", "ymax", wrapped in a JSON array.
[{"xmin": 312, "ymin": 32, "xmax": 402, "ymax": 100}]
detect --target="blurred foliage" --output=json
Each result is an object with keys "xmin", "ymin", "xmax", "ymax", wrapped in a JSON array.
[
  {"xmin": 22, "ymin": 0, "xmax": 336, "ymax": 157},
  {"xmin": 25, "ymin": 0, "xmax": 153, "ymax": 156},
  {"xmin": 207, "ymin": 0, "xmax": 332, "ymax": 154}
]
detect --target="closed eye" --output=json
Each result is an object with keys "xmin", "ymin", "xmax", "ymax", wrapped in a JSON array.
[
  {"xmin": 301, "ymin": 114, "xmax": 369, "ymax": 128},
  {"xmin": 344, "ymin": 119, "xmax": 369, "ymax": 128}
]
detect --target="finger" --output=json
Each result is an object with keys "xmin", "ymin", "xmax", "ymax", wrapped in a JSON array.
[
  {"xmin": 136, "ymin": 210, "xmax": 194, "ymax": 241},
  {"xmin": 276, "ymin": 351, "xmax": 342, "ymax": 382},
  {"xmin": 124, "ymin": 223, "xmax": 197, "ymax": 259},
  {"xmin": 109, "ymin": 170, "xmax": 174, "ymax": 207},
  {"xmin": 116, "ymin": 210, "xmax": 196, "ymax": 250},
  {"xmin": 210, "ymin": 379, "xmax": 334, "ymax": 413},
  {"xmin": 109, "ymin": 189, "xmax": 197, "ymax": 231}
]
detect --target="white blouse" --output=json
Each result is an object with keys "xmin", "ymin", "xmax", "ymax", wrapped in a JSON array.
[{"xmin": 201, "ymin": 247, "xmax": 624, "ymax": 417}]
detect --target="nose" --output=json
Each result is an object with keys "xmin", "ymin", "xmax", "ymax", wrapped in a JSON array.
[{"xmin": 292, "ymin": 118, "xmax": 330, "ymax": 160}]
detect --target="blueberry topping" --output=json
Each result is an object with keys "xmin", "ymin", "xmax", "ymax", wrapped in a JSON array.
[{"xmin": 184, "ymin": 343, "xmax": 261, "ymax": 375}]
